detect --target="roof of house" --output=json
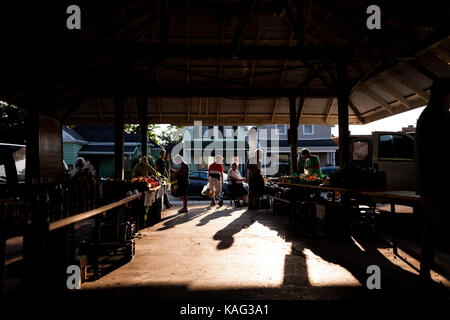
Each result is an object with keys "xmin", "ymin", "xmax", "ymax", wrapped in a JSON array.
[
  {"xmin": 62, "ymin": 126, "xmax": 88, "ymax": 144},
  {"xmin": 79, "ymin": 145, "xmax": 138, "ymax": 155},
  {"xmin": 63, "ymin": 125, "xmax": 161, "ymax": 148},
  {"xmin": 266, "ymin": 139, "xmax": 338, "ymax": 148}
]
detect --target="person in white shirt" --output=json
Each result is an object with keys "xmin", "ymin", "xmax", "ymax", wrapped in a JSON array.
[{"xmin": 227, "ymin": 162, "xmax": 248, "ymax": 207}]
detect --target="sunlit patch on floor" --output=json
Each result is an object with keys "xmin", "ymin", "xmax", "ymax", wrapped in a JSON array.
[{"xmin": 303, "ymin": 248, "xmax": 361, "ymax": 287}]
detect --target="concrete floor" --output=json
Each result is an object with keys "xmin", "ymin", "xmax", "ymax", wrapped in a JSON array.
[{"xmin": 74, "ymin": 201, "xmax": 450, "ymax": 301}]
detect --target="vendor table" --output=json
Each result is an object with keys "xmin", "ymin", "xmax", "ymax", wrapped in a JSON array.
[
  {"xmin": 360, "ymin": 190, "xmax": 421, "ymax": 254},
  {"xmin": 269, "ymin": 183, "xmax": 422, "ymax": 256}
]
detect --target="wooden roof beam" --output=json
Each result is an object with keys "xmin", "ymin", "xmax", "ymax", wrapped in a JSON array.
[
  {"xmin": 348, "ymin": 98, "xmax": 365, "ymax": 124},
  {"xmin": 231, "ymin": 0, "xmax": 259, "ymax": 58},
  {"xmin": 361, "ymin": 88, "xmax": 395, "ymax": 115},
  {"xmin": 407, "ymin": 59, "xmax": 441, "ymax": 82},
  {"xmin": 90, "ymin": 87, "xmax": 335, "ymax": 97},
  {"xmin": 374, "ymin": 82, "xmax": 412, "ymax": 109},
  {"xmin": 387, "ymin": 70, "xmax": 430, "ymax": 101},
  {"xmin": 324, "ymin": 98, "xmax": 334, "ymax": 124},
  {"xmin": 431, "ymin": 47, "xmax": 450, "ymax": 64}
]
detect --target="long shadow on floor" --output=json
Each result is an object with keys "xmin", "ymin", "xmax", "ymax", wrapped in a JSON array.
[
  {"xmin": 156, "ymin": 206, "xmax": 213, "ymax": 231},
  {"xmin": 196, "ymin": 206, "xmax": 239, "ymax": 227},
  {"xmin": 8, "ymin": 209, "xmax": 449, "ymax": 303},
  {"xmin": 212, "ymin": 209, "xmax": 448, "ymax": 300}
]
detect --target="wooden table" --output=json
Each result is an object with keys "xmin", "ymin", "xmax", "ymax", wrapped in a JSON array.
[
  {"xmin": 270, "ymin": 183, "xmax": 422, "ymax": 255},
  {"xmin": 361, "ymin": 190, "xmax": 421, "ymax": 255}
]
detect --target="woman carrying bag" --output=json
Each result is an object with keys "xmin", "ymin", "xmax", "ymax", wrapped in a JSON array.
[{"xmin": 207, "ymin": 155, "xmax": 224, "ymax": 207}]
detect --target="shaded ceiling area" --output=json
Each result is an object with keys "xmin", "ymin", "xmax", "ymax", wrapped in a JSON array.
[{"xmin": 0, "ymin": 0, "xmax": 449, "ymax": 125}]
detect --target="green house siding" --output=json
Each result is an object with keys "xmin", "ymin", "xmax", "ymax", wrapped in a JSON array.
[
  {"xmin": 99, "ymin": 157, "xmax": 114, "ymax": 178},
  {"xmin": 63, "ymin": 143, "xmax": 83, "ymax": 167}
]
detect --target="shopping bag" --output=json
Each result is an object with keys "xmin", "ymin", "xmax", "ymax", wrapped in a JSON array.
[
  {"xmin": 201, "ymin": 183, "xmax": 214, "ymax": 197},
  {"xmin": 171, "ymin": 183, "xmax": 181, "ymax": 197}
]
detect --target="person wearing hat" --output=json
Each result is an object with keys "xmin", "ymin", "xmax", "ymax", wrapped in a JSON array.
[
  {"xmin": 171, "ymin": 154, "xmax": 190, "ymax": 213},
  {"xmin": 227, "ymin": 161, "xmax": 248, "ymax": 207},
  {"xmin": 208, "ymin": 155, "xmax": 224, "ymax": 207},
  {"xmin": 133, "ymin": 155, "xmax": 157, "ymax": 178}
]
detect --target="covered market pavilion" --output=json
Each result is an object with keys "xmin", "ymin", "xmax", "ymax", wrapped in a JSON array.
[{"xmin": 1, "ymin": 0, "xmax": 450, "ymax": 304}]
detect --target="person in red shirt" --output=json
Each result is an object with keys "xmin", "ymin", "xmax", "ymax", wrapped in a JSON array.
[{"xmin": 208, "ymin": 155, "xmax": 224, "ymax": 206}]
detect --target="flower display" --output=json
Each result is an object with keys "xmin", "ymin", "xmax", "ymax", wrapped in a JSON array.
[
  {"xmin": 267, "ymin": 174, "xmax": 323, "ymax": 186},
  {"xmin": 131, "ymin": 176, "xmax": 160, "ymax": 189}
]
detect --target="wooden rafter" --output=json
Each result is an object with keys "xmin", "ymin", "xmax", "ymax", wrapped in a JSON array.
[
  {"xmin": 387, "ymin": 70, "xmax": 430, "ymax": 101},
  {"xmin": 231, "ymin": 0, "xmax": 258, "ymax": 58},
  {"xmin": 324, "ymin": 98, "xmax": 334, "ymax": 123},
  {"xmin": 361, "ymin": 88, "xmax": 394, "ymax": 114},
  {"xmin": 432, "ymin": 46, "xmax": 450, "ymax": 64},
  {"xmin": 296, "ymin": 93, "xmax": 306, "ymax": 125},
  {"xmin": 348, "ymin": 98, "xmax": 365, "ymax": 123},
  {"xmin": 374, "ymin": 82, "xmax": 411, "ymax": 109},
  {"xmin": 350, "ymin": 61, "xmax": 383, "ymax": 94},
  {"xmin": 407, "ymin": 59, "xmax": 441, "ymax": 82}
]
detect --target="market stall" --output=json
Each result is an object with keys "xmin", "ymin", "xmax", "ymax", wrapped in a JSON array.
[{"xmin": 264, "ymin": 168, "xmax": 421, "ymax": 253}]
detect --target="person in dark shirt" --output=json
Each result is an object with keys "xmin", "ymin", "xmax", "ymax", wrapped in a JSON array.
[
  {"xmin": 415, "ymin": 77, "xmax": 450, "ymax": 288},
  {"xmin": 246, "ymin": 149, "xmax": 264, "ymax": 210},
  {"xmin": 171, "ymin": 155, "xmax": 190, "ymax": 213},
  {"xmin": 156, "ymin": 149, "xmax": 172, "ymax": 209},
  {"xmin": 155, "ymin": 149, "xmax": 166, "ymax": 176}
]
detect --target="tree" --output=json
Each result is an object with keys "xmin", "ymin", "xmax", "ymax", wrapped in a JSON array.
[
  {"xmin": 124, "ymin": 124, "xmax": 159, "ymax": 144},
  {"xmin": 0, "ymin": 101, "xmax": 26, "ymax": 144},
  {"xmin": 158, "ymin": 125, "xmax": 184, "ymax": 147},
  {"xmin": 124, "ymin": 124, "xmax": 184, "ymax": 147}
]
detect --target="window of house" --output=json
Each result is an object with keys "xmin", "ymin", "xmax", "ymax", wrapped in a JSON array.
[
  {"xmin": 303, "ymin": 125, "xmax": 314, "ymax": 135},
  {"xmin": 225, "ymin": 127, "xmax": 235, "ymax": 138},
  {"xmin": 378, "ymin": 134, "xmax": 414, "ymax": 161},
  {"xmin": 277, "ymin": 125, "xmax": 286, "ymax": 134}
]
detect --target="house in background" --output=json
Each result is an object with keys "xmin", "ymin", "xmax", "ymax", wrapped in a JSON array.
[
  {"xmin": 256, "ymin": 124, "xmax": 338, "ymax": 176},
  {"xmin": 182, "ymin": 126, "xmax": 249, "ymax": 173},
  {"xmin": 63, "ymin": 125, "xmax": 161, "ymax": 178}
]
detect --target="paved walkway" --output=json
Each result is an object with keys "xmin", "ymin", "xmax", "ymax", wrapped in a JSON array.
[{"xmin": 78, "ymin": 201, "xmax": 450, "ymax": 300}]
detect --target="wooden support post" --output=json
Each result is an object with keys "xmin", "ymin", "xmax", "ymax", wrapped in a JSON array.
[
  {"xmin": 24, "ymin": 109, "xmax": 40, "ymax": 184},
  {"xmin": 337, "ymin": 58, "xmax": 350, "ymax": 168},
  {"xmin": 137, "ymin": 96, "xmax": 148, "ymax": 157},
  {"xmin": 114, "ymin": 95, "xmax": 125, "ymax": 180},
  {"xmin": 289, "ymin": 96, "xmax": 298, "ymax": 173}
]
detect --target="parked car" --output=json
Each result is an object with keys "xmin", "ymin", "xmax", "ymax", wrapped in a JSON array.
[
  {"xmin": 0, "ymin": 143, "xmax": 69, "ymax": 186},
  {"xmin": 187, "ymin": 170, "xmax": 249, "ymax": 199},
  {"xmin": 321, "ymin": 166, "xmax": 340, "ymax": 177},
  {"xmin": 349, "ymin": 131, "xmax": 415, "ymax": 190},
  {"xmin": 0, "ymin": 143, "xmax": 26, "ymax": 185}
]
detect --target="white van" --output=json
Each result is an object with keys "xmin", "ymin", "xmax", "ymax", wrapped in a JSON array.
[{"xmin": 350, "ymin": 132, "xmax": 415, "ymax": 191}]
